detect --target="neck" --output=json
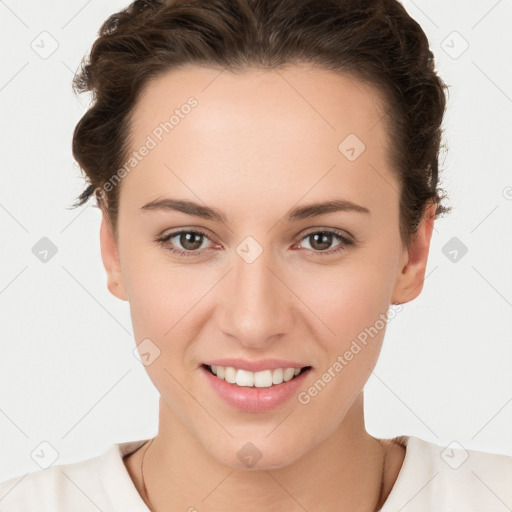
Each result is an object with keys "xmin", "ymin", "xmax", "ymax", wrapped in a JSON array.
[{"xmin": 130, "ymin": 394, "xmax": 396, "ymax": 512}]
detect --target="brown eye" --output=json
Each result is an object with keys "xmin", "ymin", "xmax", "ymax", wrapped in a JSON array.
[
  {"xmin": 308, "ymin": 232, "xmax": 335, "ymax": 251},
  {"xmin": 157, "ymin": 229, "xmax": 213, "ymax": 256},
  {"xmin": 298, "ymin": 230, "xmax": 354, "ymax": 254},
  {"xmin": 177, "ymin": 232, "xmax": 204, "ymax": 251}
]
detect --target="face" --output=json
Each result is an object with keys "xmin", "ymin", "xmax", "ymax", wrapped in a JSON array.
[{"xmin": 101, "ymin": 64, "xmax": 433, "ymax": 469}]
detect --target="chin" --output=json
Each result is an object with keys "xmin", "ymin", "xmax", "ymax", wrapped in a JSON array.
[{"xmin": 204, "ymin": 434, "xmax": 309, "ymax": 471}]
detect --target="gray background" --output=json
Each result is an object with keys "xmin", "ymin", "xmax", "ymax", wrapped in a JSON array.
[{"xmin": 1, "ymin": 0, "xmax": 511, "ymax": 482}]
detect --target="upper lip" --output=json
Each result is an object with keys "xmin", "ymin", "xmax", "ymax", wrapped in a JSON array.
[{"xmin": 202, "ymin": 358, "xmax": 309, "ymax": 372}]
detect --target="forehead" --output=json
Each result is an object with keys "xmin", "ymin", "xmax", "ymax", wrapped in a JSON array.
[
  {"xmin": 130, "ymin": 63, "xmax": 389, "ymax": 145},
  {"xmin": 122, "ymin": 64, "xmax": 397, "ymax": 216}
]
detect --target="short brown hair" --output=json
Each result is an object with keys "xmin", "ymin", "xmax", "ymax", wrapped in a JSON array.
[{"xmin": 71, "ymin": 0, "xmax": 450, "ymax": 248}]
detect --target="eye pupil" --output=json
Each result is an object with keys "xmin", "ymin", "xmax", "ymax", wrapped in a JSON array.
[
  {"xmin": 180, "ymin": 232, "xmax": 203, "ymax": 251},
  {"xmin": 310, "ymin": 232, "xmax": 332, "ymax": 251}
]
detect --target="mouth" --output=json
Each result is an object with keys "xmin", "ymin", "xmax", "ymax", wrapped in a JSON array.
[{"xmin": 202, "ymin": 364, "xmax": 312, "ymax": 388}]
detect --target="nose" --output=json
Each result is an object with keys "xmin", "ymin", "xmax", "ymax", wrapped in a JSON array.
[{"xmin": 216, "ymin": 243, "xmax": 292, "ymax": 349}]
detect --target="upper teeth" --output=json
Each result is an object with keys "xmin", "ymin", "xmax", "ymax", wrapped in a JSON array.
[{"xmin": 210, "ymin": 365, "xmax": 301, "ymax": 387}]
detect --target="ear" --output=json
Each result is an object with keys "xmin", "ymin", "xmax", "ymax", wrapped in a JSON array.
[
  {"xmin": 99, "ymin": 212, "xmax": 128, "ymax": 301},
  {"xmin": 391, "ymin": 202, "xmax": 436, "ymax": 305}
]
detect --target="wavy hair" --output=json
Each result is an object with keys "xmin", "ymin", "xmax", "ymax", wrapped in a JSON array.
[{"xmin": 71, "ymin": 0, "xmax": 450, "ymax": 248}]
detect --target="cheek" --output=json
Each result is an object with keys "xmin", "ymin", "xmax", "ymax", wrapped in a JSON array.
[
  {"xmin": 122, "ymin": 243, "xmax": 216, "ymax": 350},
  {"xmin": 120, "ymin": 241, "xmax": 174, "ymax": 335},
  {"xmin": 292, "ymin": 254, "xmax": 398, "ymax": 345},
  {"xmin": 295, "ymin": 263, "xmax": 394, "ymax": 430},
  {"xmin": 303, "ymin": 274, "xmax": 388, "ymax": 385}
]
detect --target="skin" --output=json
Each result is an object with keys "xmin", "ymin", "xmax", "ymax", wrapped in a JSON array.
[{"xmin": 99, "ymin": 64, "xmax": 436, "ymax": 511}]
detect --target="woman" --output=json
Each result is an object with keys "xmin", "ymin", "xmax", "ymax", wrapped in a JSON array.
[{"xmin": 1, "ymin": 0, "xmax": 511, "ymax": 510}]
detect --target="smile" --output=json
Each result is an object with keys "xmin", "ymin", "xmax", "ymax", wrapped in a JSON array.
[{"xmin": 205, "ymin": 364, "xmax": 311, "ymax": 388}]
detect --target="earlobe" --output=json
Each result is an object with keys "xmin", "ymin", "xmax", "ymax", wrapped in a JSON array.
[
  {"xmin": 99, "ymin": 213, "xmax": 128, "ymax": 301},
  {"xmin": 391, "ymin": 202, "xmax": 436, "ymax": 305}
]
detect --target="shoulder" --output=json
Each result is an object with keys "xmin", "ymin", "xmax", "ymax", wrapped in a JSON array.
[
  {"xmin": 0, "ymin": 439, "xmax": 149, "ymax": 511},
  {"xmin": 0, "ymin": 448, "xmax": 109, "ymax": 511},
  {"xmin": 381, "ymin": 435, "xmax": 512, "ymax": 511}
]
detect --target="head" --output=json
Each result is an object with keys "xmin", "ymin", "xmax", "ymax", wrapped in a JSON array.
[{"xmin": 71, "ymin": 0, "xmax": 450, "ymax": 469}]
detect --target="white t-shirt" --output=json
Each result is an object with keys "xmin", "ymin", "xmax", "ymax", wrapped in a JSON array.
[{"xmin": 1, "ymin": 435, "xmax": 511, "ymax": 511}]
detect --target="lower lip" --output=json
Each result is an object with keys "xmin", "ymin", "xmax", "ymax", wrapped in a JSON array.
[{"xmin": 201, "ymin": 366, "xmax": 311, "ymax": 412}]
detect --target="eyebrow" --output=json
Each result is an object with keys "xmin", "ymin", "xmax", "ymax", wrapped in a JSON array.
[{"xmin": 140, "ymin": 197, "xmax": 370, "ymax": 223}]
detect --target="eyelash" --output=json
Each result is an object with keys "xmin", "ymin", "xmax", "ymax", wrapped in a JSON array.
[{"xmin": 155, "ymin": 228, "xmax": 355, "ymax": 258}]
